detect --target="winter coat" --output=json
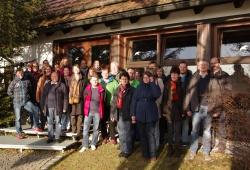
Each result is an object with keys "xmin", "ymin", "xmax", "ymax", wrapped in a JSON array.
[
  {"xmin": 40, "ymin": 81, "xmax": 68, "ymax": 115},
  {"xmin": 131, "ymin": 82, "xmax": 161, "ymax": 123},
  {"xmin": 83, "ymin": 84, "xmax": 105, "ymax": 119},
  {"xmin": 162, "ymin": 80, "xmax": 183, "ymax": 122},
  {"xmin": 110, "ymin": 85, "xmax": 135, "ymax": 121}
]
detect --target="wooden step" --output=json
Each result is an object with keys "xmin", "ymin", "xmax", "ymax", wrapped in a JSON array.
[
  {"xmin": 0, "ymin": 125, "xmax": 78, "ymax": 140},
  {"xmin": 0, "ymin": 135, "xmax": 76, "ymax": 153}
]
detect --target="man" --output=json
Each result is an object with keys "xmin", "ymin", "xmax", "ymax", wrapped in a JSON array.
[
  {"xmin": 127, "ymin": 68, "xmax": 140, "ymax": 88},
  {"xmin": 179, "ymin": 61, "xmax": 192, "ymax": 145},
  {"xmin": 184, "ymin": 60, "xmax": 212, "ymax": 161},
  {"xmin": 148, "ymin": 61, "xmax": 157, "ymax": 70},
  {"xmin": 210, "ymin": 57, "xmax": 231, "ymax": 153},
  {"xmin": 80, "ymin": 59, "xmax": 89, "ymax": 78},
  {"xmin": 40, "ymin": 72, "xmax": 68, "ymax": 143},
  {"xmin": 7, "ymin": 69, "xmax": 41, "ymax": 139}
]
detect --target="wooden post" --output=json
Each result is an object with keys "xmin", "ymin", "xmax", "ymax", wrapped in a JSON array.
[
  {"xmin": 197, "ymin": 24, "xmax": 212, "ymax": 62},
  {"xmin": 110, "ymin": 35, "xmax": 125, "ymax": 68}
]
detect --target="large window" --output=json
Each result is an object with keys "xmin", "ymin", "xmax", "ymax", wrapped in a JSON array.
[
  {"xmin": 91, "ymin": 45, "xmax": 110, "ymax": 65},
  {"xmin": 220, "ymin": 28, "xmax": 250, "ymax": 58},
  {"xmin": 130, "ymin": 36, "xmax": 157, "ymax": 61},
  {"xmin": 163, "ymin": 32, "xmax": 197, "ymax": 60}
]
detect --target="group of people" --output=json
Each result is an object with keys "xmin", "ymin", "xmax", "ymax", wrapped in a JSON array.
[{"xmin": 7, "ymin": 56, "xmax": 231, "ymax": 161}]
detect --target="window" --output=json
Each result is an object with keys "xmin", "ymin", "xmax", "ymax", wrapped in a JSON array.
[
  {"xmin": 220, "ymin": 28, "xmax": 250, "ymax": 58},
  {"xmin": 130, "ymin": 37, "xmax": 157, "ymax": 61},
  {"xmin": 91, "ymin": 45, "xmax": 110, "ymax": 65},
  {"xmin": 163, "ymin": 32, "xmax": 196, "ymax": 60},
  {"xmin": 68, "ymin": 47, "xmax": 85, "ymax": 65}
]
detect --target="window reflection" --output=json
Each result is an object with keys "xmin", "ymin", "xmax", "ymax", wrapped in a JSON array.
[
  {"xmin": 91, "ymin": 45, "xmax": 110, "ymax": 65},
  {"xmin": 132, "ymin": 38, "xmax": 157, "ymax": 61},
  {"xmin": 221, "ymin": 28, "xmax": 250, "ymax": 57},
  {"xmin": 163, "ymin": 32, "xmax": 196, "ymax": 60}
]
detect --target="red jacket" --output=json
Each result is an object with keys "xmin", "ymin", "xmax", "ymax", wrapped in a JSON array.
[{"xmin": 83, "ymin": 84, "xmax": 105, "ymax": 118}]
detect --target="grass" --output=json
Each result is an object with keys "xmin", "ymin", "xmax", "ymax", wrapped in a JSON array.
[{"xmin": 51, "ymin": 143, "xmax": 234, "ymax": 170}]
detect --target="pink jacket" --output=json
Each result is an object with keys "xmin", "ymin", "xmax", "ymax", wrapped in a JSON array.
[{"xmin": 83, "ymin": 84, "xmax": 105, "ymax": 119}]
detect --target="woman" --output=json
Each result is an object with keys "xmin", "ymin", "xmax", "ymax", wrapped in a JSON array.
[
  {"xmin": 69, "ymin": 65, "xmax": 86, "ymax": 139},
  {"xmin": 162, "ymin": 66, "xmax": 182, "ymax": 156},
  {"xmin": 93, "ymin": 60, "xmax": 102, "ymax": 78},
  {"xmin": 110, "ymin": 71, "xmax": 134, "ymax": 158},
  {"xmin": 79, "ymin": 74, "xmax": 105, "ymax": 152},
  {"xmin": 131, "ymin": 71, "xmax": 161, "ymax": 161}
]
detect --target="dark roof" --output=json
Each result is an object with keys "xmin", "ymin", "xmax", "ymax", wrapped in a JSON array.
[{"xmin": 37, "ymin": 0, "xmax": 232, "ymax": 32}]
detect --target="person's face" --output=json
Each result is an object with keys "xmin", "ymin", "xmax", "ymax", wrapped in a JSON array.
[
  {"xmin": 90, "ymin": 77, "xmax": 98, "ymax": 87},
  {"xmin": 73, "ymin": 66, "xmax": 80, "ymax": 74},
  {"xmin": 89, "ymin": 69, "xmax": 94, "ymax": 77},
  {"xmin": 101, "ymin": 70, "xmax": 109, "ymax": 79},
  {"xmin": 128, "ymin": 69, "xmax": 135, "ymax": 80},
  {"xmin": 143, "ymin": 74, "xmax": 150, "ymax": 84},
  {"xmin": 63, "ymin": 68, "xmax": 70, "ymax": 77},
  {"xmin": 16, "ymin": 71, "xmax": 24, "ymax": 79},
  {"xmin": 210, "ymin": 58, "xmax": 220, "ymax": 72},
  {"xmin": 62, "ymin": 58, "xmax": 69, "ymax": 66},
  {"xmin": 51, "ymin": 72, "xmax": 59, "ymax": 82},
  {"xmin": 149, "ymin": 63, "xmax": 157, "ymax": 70},
  {"xmin": 171, "ymin": 73, "xmax": 179, "ymax": 82},
  {"xmin": 120, "ymin": 76, "xmax": 129, "ymax": 86},
  {"xmin": 156, "ymin": 69, "xmax": 163, "ymax": 77},
  {"xmin": 135, "ymin": 71, "xmax": 140, "ymax": 80},
  {"xmin": 45, "ymin": 67, "xmax": 52, "ymax": 76},
  {"xmin": 32, "ymin": 64, "xmax": 39, "ymax": 72},
  {"xmin": 54, "ymin": 64, "xmax": 60, "ymax": 71},
  {"xmin": 43, "ymin": 60, "xmax": 49, "ymax": 66},
  {"xmin": 80, "ymin": 60, "xmax": 87, "ymax": 68},
  {"xmin": 93, "ymin": 61, "xmax": 100, "ymax": 69},
  {"xmin": 198, "ymin": 61, "xmax": 209, "ymax": 73},
  {"xmin": 179, "ymin": 63, "xmax": 188, "ymax": 74}
]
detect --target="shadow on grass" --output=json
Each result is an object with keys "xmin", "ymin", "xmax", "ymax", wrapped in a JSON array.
[{"xmin": 116, "ymin": 144, "xmax": 188, "ymax": 170}]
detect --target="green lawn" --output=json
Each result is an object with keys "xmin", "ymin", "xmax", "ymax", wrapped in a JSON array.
[{"xmin": 51, "ymin": 143, "xmax": 236, "ymax": 170}]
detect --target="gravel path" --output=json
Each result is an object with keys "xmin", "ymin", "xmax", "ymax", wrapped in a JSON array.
[{"xmin": 0, "ymin": 149, "xmax": 63, "ymax": 170}]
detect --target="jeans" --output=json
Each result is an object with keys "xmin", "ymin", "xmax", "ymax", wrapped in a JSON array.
[
  {"xmin": 13, "ymin": 101, "xmax": 39, "ymax": 134},
  {"xmin": 61, "ymin": 112, "xmax": 70, "ymax": 130},
  {"xmin": 82, "ymin": 113, "xmax": 100, "ymax": 147},
  {"xmin": 118, "ymin": 118, "xmax": 132, "ymax": 154},
  {"xmin": 47, "ymin": 108, "xmax": 61, "ymax": 140},
  {"xmin": 138, "ymin": 121, "xmax": 157, "ymax": 158},
  {"xmin": 181, "ymin": 117, "xmax": 191, "ymax": 143},
  {"xmin": 155, "ymin": 120, "xmax": 160, "ymax": 150},
  {"xmin": 190, "ymin": 105, "xmax": 212, "ymax": 155}
]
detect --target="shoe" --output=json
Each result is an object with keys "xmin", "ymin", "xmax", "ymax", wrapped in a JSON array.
[
  {"xmin": 90, "ymin": 145, "xmax": 96, "ymax": 151},
  {"xmin": 33, "ymin": 128, "xmax": 43, "ymax": 132},
  {"xmin": 16, "ymin": 133, "xmax": 26, "ymax": 139},
  {"xmin": 47, "ymin": 139, "xmax": 54, "ymax": 143},
  {"xmin": 79, "ymin": 146, "xmax": 87, "ymax": 153},
  {"xmin": 185, "ymin": 152, "xmax": 195, "ymax": 161},
  {"xmin": 111, "ymin": 139, "xmax": 117, "ymax": 145},
  {"xmin": 204, "ymin": 154, "xmax": 212, "ymax": 161},
  {"xmin": 55, "ymin": 139, "xmax": 63, "ymax": 143},
  {"xmin": 118, "ymin": 152, "xmax": 130, "ymax": 158}
]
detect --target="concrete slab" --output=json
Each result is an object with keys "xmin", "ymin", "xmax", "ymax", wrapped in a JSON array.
[
  {"xmin": 0, "ymin": 126, "xmax": 77, "ymax": 139},
  {"xmin": 0, "ymin": 136, "xmax": 76, "ymax": 153}
]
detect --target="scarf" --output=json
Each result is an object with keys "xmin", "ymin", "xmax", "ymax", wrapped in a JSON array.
[
  {"xmin": 116, "ymin": 84, "xmax": 128, "ymax": 109},
  {"xmin": 69, "ymin": 74, "xmax": 82, "ymax": 104},
  {"xmin": 171, "ymin": 81, "xmax": 179, "ymax": 102}
]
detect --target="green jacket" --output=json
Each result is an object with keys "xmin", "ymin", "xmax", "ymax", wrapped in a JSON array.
[
  {"xmin": 130, "ymin": 79, "xmax": 140, "ymax": 88},
  {"xmin": 105, "ymin": 78, "xmax": 119, "ymax": 105}
]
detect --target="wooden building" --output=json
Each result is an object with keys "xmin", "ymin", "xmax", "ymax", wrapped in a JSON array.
[{"xmin": 29, "ymin": 0, "xmax": 250, "ymax": 74}]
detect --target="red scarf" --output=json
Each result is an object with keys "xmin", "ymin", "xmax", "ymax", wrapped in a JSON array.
[
  {"xmin": 116, "ymin": 85, "xmax": 127, "ymax": 109},
  {"xmin": 171, "ymin": 81, "xmax": 179, "ymax": 101}
]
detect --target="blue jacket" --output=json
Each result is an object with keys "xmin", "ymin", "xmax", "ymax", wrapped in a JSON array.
[{"xmin": 131, "ymin": 82, "xmax": 161, "ymax": 123}]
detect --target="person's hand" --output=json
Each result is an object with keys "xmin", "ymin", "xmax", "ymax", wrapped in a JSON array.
[
  {"xmin": 111, "ymin": 117, "xmax": 115, "ymax": 122},
  {"xmin": 187, "ymin": 111, "xmax": 192, "ymax": 117},
  {"xmin": 131, "ymin": 116, "xmax": 136, "ymax": 124},
  {"xmin": 63, "ymin": 110, "xmax": 67, "ymax": 114}
]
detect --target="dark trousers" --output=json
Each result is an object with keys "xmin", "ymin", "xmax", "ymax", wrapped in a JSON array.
[
  {"xmin": 167, "ymin": 120, "xmax": 181, "ymax": 145},
  {"xmin": 159, "ymin": 117, "xmax": 167, "ymax": 145},
  {"xmin": 100, "ymin": 105, "xmax": 109, "ymax": 139},
  {"xmin": 71, "ymin": 115, "xmax": 82, "ymax": 135},
  {"xmin": 109, "ymin": 121, "xmax": 117, "ymax": 140},
  {"xmin": 138, "ymin": 121, "xmax": 157, "ymax": 158}
]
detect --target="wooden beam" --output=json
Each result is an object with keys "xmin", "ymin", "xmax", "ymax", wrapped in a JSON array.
[
  {"xmin": 81, "ymin": 24, "xmax": 92, "ymax": 31},
  {"xmin": 62, "ymin": 28, "xmax": 73, "ymax": 34},
  {"xmin": 129, "ymin": 16, "xmax": 140, "ymax": 24},
  {"xmin": 233, "ymin": 0, "xmax": 245, "ymax": 8},
  {"xmin": 197, "ymin": 24, "xmax": 212, "ymax": 61},
  {"xmin": 158, "ymin": 12, "xmax": 169, "ymax": 19},
  {"xmin": 193, "ymin": 6, "xmax": 204, "ymax": 14}
]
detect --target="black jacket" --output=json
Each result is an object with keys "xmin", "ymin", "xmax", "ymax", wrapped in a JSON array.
[
  {"xmin": 40, "ymin": 81, "xmax": 68, "ymax": 115},
  {"xmin": 110, "ymin": 85, "xmax": 135, "ymax": 121}
]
